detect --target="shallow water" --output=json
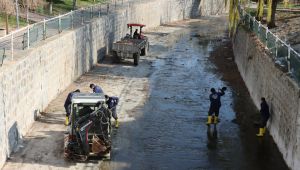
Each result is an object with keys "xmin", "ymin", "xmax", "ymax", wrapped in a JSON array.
[{"xmin": 100, "ymin": 17, "xmax": 289, "ymax": 170}]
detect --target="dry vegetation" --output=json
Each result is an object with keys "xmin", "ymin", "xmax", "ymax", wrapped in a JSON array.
[
  {"xmin": 0, "ymin": 0, "xmax": 15, "ymax": 14},
  {"xmin": 0, "ymin": 0, "xmax": 45, "ymax": 13}
]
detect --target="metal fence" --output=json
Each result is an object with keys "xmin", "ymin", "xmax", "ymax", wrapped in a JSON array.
[
  {"xmin": 0, "ymin": 0, "xmax": 132, "ymax": 64},
  {"xmin": 238, "ymin": 6, "xmax": 300, "ymax": 83}
]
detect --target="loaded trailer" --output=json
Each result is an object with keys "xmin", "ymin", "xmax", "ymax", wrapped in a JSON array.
[{"xmin": 112, "ymin": 23, "xmax": 149, "ymax": 65}]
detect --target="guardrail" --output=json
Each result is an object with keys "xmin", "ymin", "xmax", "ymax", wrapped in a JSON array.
[
  {"xmin": 0, "ymin": 48, "xmax": 5, "ymax": 67},
  {"xmin": 238, "ymin": 5, "xmax": 300, "ymax": 83},
  {"xmin": 0, "ymin": 0, "xmax": 131, "ymax": 65}
]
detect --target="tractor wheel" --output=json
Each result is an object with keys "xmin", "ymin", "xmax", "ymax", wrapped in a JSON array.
[
  {"xmin": 133, "ymin": 53, "xmax": 140, "ymax": 66},
  {"xmin": 112, "ymin": 51, "xmax": 120, "ymax": 63}
]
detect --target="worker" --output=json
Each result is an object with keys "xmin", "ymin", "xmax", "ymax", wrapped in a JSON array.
[
  {"xmin": 206, "ymin": 87, "xmax": 226, "ymax": 125},
  {"xmin": 64, "ymin": 89, "xmax": 80, "ymax": 125},
  {"xmin": 133, "ymin": 29, "xmax": 139, "ymax": 39},
  {"xmin": 90, "ymin": 83, "xmax": 104, "ymax": 93},
  {"xmin": 105, "ymin": 95, "xmax": 119, "ymax": 128},
  {"xmin": 257, "ymin": 97, "xmax": 270, "ymax": 137}
]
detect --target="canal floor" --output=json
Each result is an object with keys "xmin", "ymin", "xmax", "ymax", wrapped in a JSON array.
[{"xmin": 3, "ymin": 16, "xmax": 288, "ymax": 170}]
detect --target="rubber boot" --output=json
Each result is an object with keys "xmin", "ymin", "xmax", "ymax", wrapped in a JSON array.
[
  {"xmin": 256, "ymin": 128, "xmax": 264, "ymax": 137},
  {"xmin": 206, "ymin": 116, "xmax": 212, "ymax": 125},
  {"xmin": 65, "ymin": 116, "xmax": 69, "ymax": 126},
  {"xmin": 115, "ymin": 120, "xmax": 119, "ymax": 128},
  {"xmin": 262, "ymin": 127, "xmax": 266, "ymax": 134},
  {"xmin": 213, "ymin": 116, "xmax": 218, "ymax": 124}
]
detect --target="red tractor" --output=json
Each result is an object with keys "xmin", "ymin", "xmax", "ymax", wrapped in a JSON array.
[{"xmin": 112, "ymin": 23, "xmax": 149, "ymax": 65}]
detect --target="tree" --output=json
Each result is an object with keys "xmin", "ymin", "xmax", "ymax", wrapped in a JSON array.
[
  {"xmin": 267, "ymin": 0, "xmax": 278, "ymax": 28},
  {"xmin": 256, "ymin": 0, "xmax": 264, "ymax": 21},
  {"xmin": 15, "ymin": 0, "xmax": 20, "ymax": 28},
  {"xmin": 0, "ymin": 0, "xmax": 15, "ymax": 34},
  {"xmin": 49, "ymin": 0, "xmax": 53, "ymax": 15},
  {"xmin": 228, "ymin": 0, "xmax": 240, "ymax": 37},
  {"xmin": 45, "ymin": 0, "xmax": 53, "ymax": 15},
  {"xmin": 73, "ymin": 0, "xmax": 77, "ymax": 10}
]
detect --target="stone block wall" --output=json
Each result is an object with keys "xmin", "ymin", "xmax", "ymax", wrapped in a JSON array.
[{"xmin": 233, "ymin": 27, "xmax": 300, "ymax": 170}]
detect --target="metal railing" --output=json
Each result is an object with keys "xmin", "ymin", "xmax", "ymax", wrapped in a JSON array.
[
  {"xmin": 0, "ymin": 0, "xmax": 132, "ymax": 65},
  {"xmin": 238, "ymin": 5, "xmax": 300, "ymax": 83}
]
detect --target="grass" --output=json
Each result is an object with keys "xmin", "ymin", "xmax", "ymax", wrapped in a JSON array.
[
  {"xmin": 0, "ymin": 13, "xmax": 28, "ymax": 30},
  {"xmin": 40, "ymin": 0, "xmax": 107, "ymax": 16},
  {"xmin": 0, "ymin": 0, "xmax": 106, "ymax": 34}
]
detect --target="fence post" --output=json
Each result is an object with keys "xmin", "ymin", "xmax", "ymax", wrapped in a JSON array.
[
  {"xmin": 266, "ymin": 27, "xmax": 268, "ymax": 41},
  {"xmin": 81, "ymin": 10, "xmax": 84, "ymax": 25},
  {"xmin": 258, "ymin": 21, "xmax": 261, "ymax": 34},
  {"xmin": 99, "ymin": 5, "xmax": 101, "ymax": 17},
  {"xmin": 107, "ymin": 4, "xmax": 110, "ymax": 14},
  {"xmin": 90, "ymin": 7, "xmax": 93, "ymax": 19},
  {"xmin": 288, "ymin": 44, "xmax": 291, "ymax": 73},
  {"xmin": 58, "ymin": 15, "xmax": 62, "ymax": 33},
  {"xmin": 27, "ymin": 26, "xmax": 30, "ymax": 49},
  {"xmin": 248, "ymin": 14, "xmax": 250, "ymax": 28},
  {"xmin": 251, "ymin": 16, "xmax": 255, "ymax": 31},
  {"xmin": 10, "ymin": 33, "xmax": 14, "ymax": 60},
  {"xmin": 1, "ymin": 48, "xmax": 5, "ymax": 67},
  {"xmin": 43, "ymin": 18, "xmax": 46, "ymax": 40},
  {"xmin": 275, "ymin": 36, "xmax": 278, "ymax": 58},
  {"xmin": 71, "ymin": 10, "xmax": 74, "ymax": 29}
]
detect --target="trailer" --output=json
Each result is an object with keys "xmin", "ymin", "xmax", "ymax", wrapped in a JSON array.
[
  {"xmin": 64, "ymin": 93, "xmax": 112, "ymax": 161},
  {"xmin": 112, "ymin": 23, "xmax": 149, "ymax": 65}
]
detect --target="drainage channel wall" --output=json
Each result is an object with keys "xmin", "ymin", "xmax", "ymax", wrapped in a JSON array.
[
  {"xmin": 0, "ymin": 0, "xmax": 208, "ymax": 167},
  {"xmin": 233, "ymin": 27, "xmax": 300, "ymax": 170}
]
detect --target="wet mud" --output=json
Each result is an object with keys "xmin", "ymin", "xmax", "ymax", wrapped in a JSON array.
[{"xmin": 100, "ymin": 17, "xmax": 289, "ymax": 170}]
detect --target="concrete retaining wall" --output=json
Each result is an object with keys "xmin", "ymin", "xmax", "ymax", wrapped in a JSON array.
[
  {"xmin": 0, "ymin": 0, "xmax": 206, "ymax": 167},
  {"xmin": 233, "ymin": 27, "xmax": 300, "ymax": 170}
]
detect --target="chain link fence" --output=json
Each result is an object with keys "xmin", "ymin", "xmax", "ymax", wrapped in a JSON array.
[
  {"xmin": 238, "ymin": 5, "xmax": 300, "ymax": 83},
  {"xmin": 0, "ymin": 0, "xmax": 133, "ymax": 65}
]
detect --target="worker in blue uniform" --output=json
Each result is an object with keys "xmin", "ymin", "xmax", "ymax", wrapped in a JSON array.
[
  {"xmin": 64, "ymin": 89, "xmax": 80, "ymax": 125},
  {"xmin": 105, "ymin": 95, "xmax": 120, "ymax": 128},
  {"xmin": 206, "ymin": 87, "xmax": 226, "ymax": 125},
  {"xmin": 257, "ymin": 97, "xmax": 270, "ymax": 137},
  {"xmin": 90, "ymin": 83, "xmax": 104, "ymax": 93}
]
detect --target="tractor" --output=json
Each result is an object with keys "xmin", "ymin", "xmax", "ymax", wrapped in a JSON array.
[{"xmin": 112, "ymin": 23, "xmax": 149, "ymax": 65}]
